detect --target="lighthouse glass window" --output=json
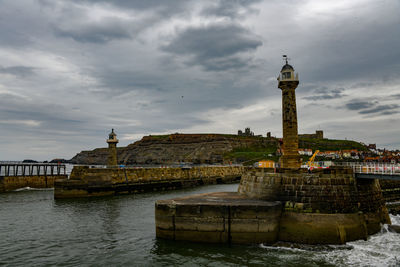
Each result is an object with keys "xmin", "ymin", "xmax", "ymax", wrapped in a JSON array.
[{"xmin": 283, "ymin": 72, "xmax": 291, "ymax": 79}]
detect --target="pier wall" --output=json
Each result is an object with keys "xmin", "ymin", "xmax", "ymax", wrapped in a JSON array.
[
  {"xmin": 379, "ymin": 180, "xmax": 400, "ymax": 202},
  {"xmin": 380, "ymin": 179, "xmax": 400, "ymax": 214},
  {"xmin": 236, "ymin": 166, "xmax": 390, "ymax": 243},
  {"xmin": 0, "ymin": 175, "xmax": 68, "ymax": 193},
  {"xmin": 54, "ymin": 166, "xmax": 245, "ymax": 198},
  {"xmin": 157, "ymin": 167, "xmax": 395, "ymax": 245}
]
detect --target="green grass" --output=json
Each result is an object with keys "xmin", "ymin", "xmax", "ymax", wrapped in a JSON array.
[
  {"xmin": 298, "ymin": 137, "xmax": 367, "ymax": 152},
  {"xmin": 224, "ymin": 145, "xmax": 278, "ymax": 165}
]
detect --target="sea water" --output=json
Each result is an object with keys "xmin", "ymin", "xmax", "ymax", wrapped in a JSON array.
[{"xmin": 0, "ymin": 184, "xmax": 399, "ymax": 266}]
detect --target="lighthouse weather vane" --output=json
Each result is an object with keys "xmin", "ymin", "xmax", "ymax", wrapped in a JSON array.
[{"xmin": 282, "ymin": 55, "xmax": 290, "ymax": 64}]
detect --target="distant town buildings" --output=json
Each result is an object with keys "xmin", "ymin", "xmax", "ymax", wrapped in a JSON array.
[{"xmin": 298, "ymin": 148, "xmax": 313, "ymax": 156}]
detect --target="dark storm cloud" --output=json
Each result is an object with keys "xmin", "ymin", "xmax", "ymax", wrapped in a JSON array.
[
  {"xmin": 162, "ymin": 23, "xmax": 262, "ymax": 71},
  {"xmin": 303, "ymin": 87, "xmax": 346, "ymax": 101},
  {"xmin": 54, "ymin": 18, "xmax": 133, "ymax": 44},
  {"xmin": 0, "ymin": 66, "xmax": 36, "ymax": 77},
  {"xmin": 201, "ymin": 0, "xmax": 261, "ymax": 18}
]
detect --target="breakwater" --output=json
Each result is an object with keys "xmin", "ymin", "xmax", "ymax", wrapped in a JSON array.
[
  {"xmin": 237, "ymin": 167, "xmax": 390, "ymax": 243},
  {"xmin": 380, "ymin": 179, "xmax": 400, "ymax": 214},
  {"xmin": 0, "ymin": 163, "xmax": 68, "ymax": 193},
  {"xmin": 156, "ymin": 166, "xmax": 393, "ymax": 245},
  {"xmin": 0, "ymin": 175, "xmax": 68, "ymax": 193},
  {"xmin": 54, "ymin": 166, "xmax": 244, "ymax": 198}
]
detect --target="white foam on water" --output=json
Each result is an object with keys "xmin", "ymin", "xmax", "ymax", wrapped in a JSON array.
[
  {"xmin": 13, "ymin": 187, "xmax": 53, "ymax": 192},
  {"xmin": 260, "ymin": 214, "xmax": 400, "ymax": 267},
  {"xmin": 259, "ymin": 243, "xmax": 307, "ymax": 252},
  {"xmin": 315, "ymin": 214, "xmax": 400, "ymax": 267}
]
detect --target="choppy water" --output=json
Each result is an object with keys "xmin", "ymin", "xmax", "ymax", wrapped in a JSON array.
[{"xmin": 0, "ymin": 184, "xmax": 399, "ymax": 267}]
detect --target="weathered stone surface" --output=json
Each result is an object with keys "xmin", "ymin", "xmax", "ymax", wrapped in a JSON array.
[
  {"xmin": 236, "ymin": 166, "xmax": 392, "ymax": 243},
  {"xmin": 278, "ymin": 79, "xmax": 301, "ymax": 168},
  {"xmin": 278, "ymin": 212, "xmax": 368, "ymax": 244},
  {"xmin": 155, "ymin": 192, "xmax": 282, "ymax": 244},
  {"xmin": 154, "ymin": 190, "xmax": 386, "ymax": 245},
  {"xmin": 238, "ymin": 167, "xmax": 388, "ymax": 217},
  {"xmin": 55, "ymin": 166, "xmax": 245, "ymax": 198},
  {"xmin": 380, "ymin": 180, "xmax": 400, "ymax": 203},
  {"xmin": 0, "ymin": 175, "xmax": 68, "ymax": 193}
]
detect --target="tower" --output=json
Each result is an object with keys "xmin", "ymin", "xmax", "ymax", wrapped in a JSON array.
[
  {"xmin": 277, "ymin": 56, "xmax": 301, "ymax": 168},
  {"xmin": 106, "ymin": 128, "xmax": 119, "ymax": 166}
]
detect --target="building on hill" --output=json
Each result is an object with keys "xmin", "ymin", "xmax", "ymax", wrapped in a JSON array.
[
  {"xmin": 299, "ymin": 130, "xmax": 324, "ymax": 139},
  {"xmin": 238, "ymin": 127, "xmax": 254, "ymax": 136},
  {"xmin": 368, "ymin": 144, "xmax": 377, "ymax": 150}
]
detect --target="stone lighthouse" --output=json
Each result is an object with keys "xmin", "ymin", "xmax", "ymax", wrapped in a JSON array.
[
  {"xmin": 106, "ymin": 129, "xmax": 119, "ymax": 166},
  {"xmin": 277, "ymin": 56, "xmax": 301, "ymax": 168}
]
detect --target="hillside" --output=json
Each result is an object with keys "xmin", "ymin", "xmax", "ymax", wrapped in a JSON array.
[
  {"xmin": 70, "ymin": 133, "xmax": 368, "ymax": 165},
  {"xmin": 70, "ymin": 134, "xmax": 278, "ymax": 165}
]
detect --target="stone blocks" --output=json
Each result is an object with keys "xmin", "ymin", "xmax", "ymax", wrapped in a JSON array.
[
  {"xmin": 155, "ymin": 192, "xmax": 282, "ymax": 244},
  {"xmin": 0, "ymin": 175, "xmax": 67, "ymax": 193},
  {"xmin": 55, "ymin": 166, "xmax": 245, "ymax": 198},
  {"xmin": 234, "ymin": 167, "xmax": 391, "ymax": 244}
]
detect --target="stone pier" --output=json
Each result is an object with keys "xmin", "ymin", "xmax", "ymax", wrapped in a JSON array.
[
  {"xmin": 54, "ymin": 166, "xmax": 244, "ymax": 198},
  {"xmin": 156, "ymin": 167, "xmax": 391, "ymax": 244},
  {"xmin": 1, "ymin": 175, "xmax": 68, "ymax": 193},
  {"xmin": 156, "ymin": 192, "xmax": 282, "ymax": 244}
]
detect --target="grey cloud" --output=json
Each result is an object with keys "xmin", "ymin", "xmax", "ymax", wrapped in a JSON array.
[
  {"xmin": 55, "ymin": 18, "xmax": 133, "ymax": 43},
  {"xmin": 162, "ymin": 23, "xmax": 262, "ymax": 71},
  {"xmin": 69, "ymin": 0, "xmax": 190, "ymax": 11},
  {"xmin": 345, "ymin": 101, "xmax": 375, "ymax": 110},
  {"xmin": 381, "ymin": 110, "xmax": 400, "ymax": 115},
  {"xmin": 95, "ymin": 70, "xmax": 167, "ymax": 93},
  {"xmin": 303, "ymin": 87, "xmax": 346, "ymax": 101},
  {"xmin": 0, "ymin": 66, "xmax": 36, "ymax": 77},
  {"xmin": 202, "ymin": 0, "xmax": 261, "ymax": 19},
  {"xmin": 0, "ymin": 93, "xmax": 89, "ymax": 133},
  {"xmin": 199, "ymin": 56, "xmax": 251, "ymax": 71},
  {"xmin": 390, "ymin": 93, "xmax": 400, "ymax": 99},
  {"xmin": 359, "ymin": 104, "xmax": 400, "ymax": 115}
]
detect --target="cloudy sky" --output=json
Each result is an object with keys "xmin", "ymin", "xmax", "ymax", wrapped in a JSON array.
[{"xmin": 1, "ymin": 0, "xmax": 399, "ymax": 160}]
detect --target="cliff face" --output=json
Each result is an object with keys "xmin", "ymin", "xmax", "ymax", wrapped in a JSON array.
[
  {"xmin": 70, "ymin": 134, "xmax": 277, "ymax": 165},
  {"xmin": 70, "ymin": 147, "xmax": 125, "ymax": 165},
  {"xmin": 70, "ymin": 133, "xmax": 368, "ymax": 165}
]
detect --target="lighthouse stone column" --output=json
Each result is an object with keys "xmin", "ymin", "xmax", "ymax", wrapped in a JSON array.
[
  {"xmin": 278, "ymin": 62, "xmax": 301, "ymax": 168},
  {"xmin": 106, "ymin": 129, "xmax": 119, "ymax": 167}
]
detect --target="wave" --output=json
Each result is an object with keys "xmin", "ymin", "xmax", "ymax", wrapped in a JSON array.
[{"xmin": 13, "ymin": 187, "xmax": 53, "ymax": 192}]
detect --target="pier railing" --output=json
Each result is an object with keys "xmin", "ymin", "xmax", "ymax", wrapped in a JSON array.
[
  {"xmin": 334, "ymin": 162, "xmax": 400, "ymax": 175},
  {"xmin": 0, "ymin": 163, "xmax": 66, "ymax": 177}
]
